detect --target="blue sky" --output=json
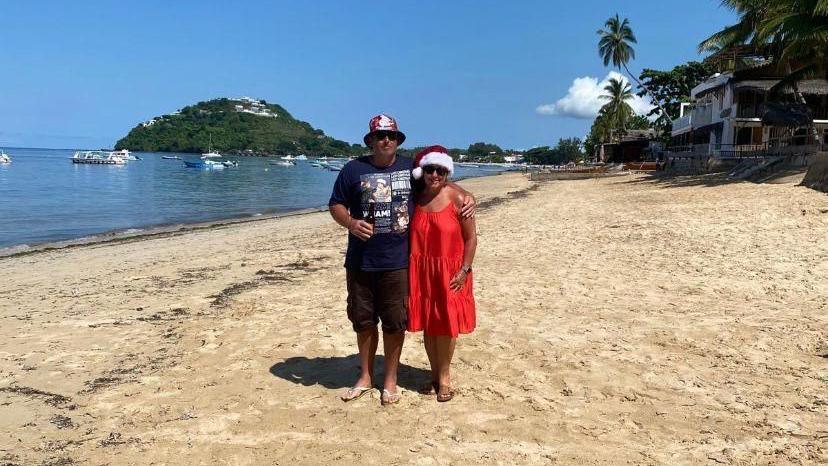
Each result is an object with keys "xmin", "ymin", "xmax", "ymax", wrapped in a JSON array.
[{"xmin": 0, "ymin": 1, "xmax": 735, "ymax": 150}]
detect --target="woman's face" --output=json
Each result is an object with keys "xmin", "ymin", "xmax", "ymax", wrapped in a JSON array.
[{"xmin": 423, "ymin": 165, "xmax": 448, "ymax": 190}]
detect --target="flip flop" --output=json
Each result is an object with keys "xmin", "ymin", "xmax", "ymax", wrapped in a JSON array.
[
  {"xmin": 381, "ymin": 389, "xmax": 401, "ymax": 406},
  {"xmin": 340, "ymin": 386, "xmax": 373, "ymax": 402},
  {"xmin": 436, "ymin": 386, "xmax": 454, "ymax": 403}
]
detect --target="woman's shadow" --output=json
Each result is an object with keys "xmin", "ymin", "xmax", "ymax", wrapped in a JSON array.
[{"xmin": 269, "ymin": 355, "xmax": 431, "ymax": 391}]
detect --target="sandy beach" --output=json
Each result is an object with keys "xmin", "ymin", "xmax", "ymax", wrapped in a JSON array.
[{"xmin": 1, "ymin": 171, "xmax": 826, "ymax": 465}]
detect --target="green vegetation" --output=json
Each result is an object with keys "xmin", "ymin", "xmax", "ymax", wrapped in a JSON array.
[
  {"xmin": 637, "ymin": 61, "xmax": 717, "ymax": 132},
  {"xmin": 699, "ymin": 0, "xmax": 828, "ymax": 95},
  {"xmin": 115, "ymin": 98, "xmax": 365, "ymax": 156},
  {"xmin": 523, "ymin": 138, "xmax": 584, "ymax": 165}
]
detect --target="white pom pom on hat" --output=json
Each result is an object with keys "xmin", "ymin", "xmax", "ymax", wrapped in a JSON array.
[{"xmin": 412, "ymin": 145, "xmax": 453, "ymax": 179}]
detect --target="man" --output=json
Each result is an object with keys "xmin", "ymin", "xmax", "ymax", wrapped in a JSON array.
[{"xmin": 329, "ymin": 114, "xmax": 474, "ymax": 405}]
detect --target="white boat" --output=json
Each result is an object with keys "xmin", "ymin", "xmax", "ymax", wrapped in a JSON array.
[
  {"xmin": 72, "ymin": 150, "xmax": 125, "ymax": 165},
  {"xmin": 280, "ymin": 154, "xmax": 295, "ymax": 161},
  {"xmin": 0, "ymin": 151, "xmax": 11, "ymax": 164},
  {"xmin": 221, "ymin": 160, "xmax": 238, "ymax": 167},
  {"xmin": 201, "ymin": 134, "xmax": 221, "ymax": 158},
  {"xmin": 295, "ymin": 154, "xmax": 308, "ymax": 160},
  {"xmin": 110, "ymin": 149, "xmax": 139, "ymax": 160},
  {"xmin": 271, "ymin": 160, "xmax": 295, "ymax": 167}
]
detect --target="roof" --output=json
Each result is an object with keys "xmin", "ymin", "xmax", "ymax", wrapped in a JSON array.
[{"xmin": 735, "ymin": 79, "xmax": 828, "ymax": 95}]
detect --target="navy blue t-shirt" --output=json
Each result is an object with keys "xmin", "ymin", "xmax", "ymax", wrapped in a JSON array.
[{"xmin": 329, "ymin": 155, "xmax": 414, "ymax": 271}]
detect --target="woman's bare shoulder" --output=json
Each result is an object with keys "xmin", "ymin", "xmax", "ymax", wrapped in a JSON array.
[{"xmin": 446, "ymin": 184, "xmax": 466, "ymax": 207}]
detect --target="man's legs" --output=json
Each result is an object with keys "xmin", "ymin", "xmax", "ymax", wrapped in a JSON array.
[
  {"xmin": 355, "ymin": 327, "xmax": 378, "ymax": 388},
  {"xmin": 381, "ymin": 330, "xmax": 405, "ymax": 394}
]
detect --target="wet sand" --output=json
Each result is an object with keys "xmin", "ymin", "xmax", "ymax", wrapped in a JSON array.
[{"xmin": 1, "ymin": 172, "xmax": 826, "ymax": 465}]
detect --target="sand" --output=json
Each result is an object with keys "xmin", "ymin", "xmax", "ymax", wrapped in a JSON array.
[{"xmin": 1, "ymin": 172, "xmax": 826, "ymax": 465}]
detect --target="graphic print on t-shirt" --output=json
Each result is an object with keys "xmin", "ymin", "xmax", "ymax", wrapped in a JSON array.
[{"xmin": 360, "ymin": 170, "xmax": 411, "ymax": 234}]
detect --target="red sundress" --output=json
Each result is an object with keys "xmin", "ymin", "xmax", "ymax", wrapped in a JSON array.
[{"xmin": 407, "ymin": 202, "xmax": 475, "ymax": 337}]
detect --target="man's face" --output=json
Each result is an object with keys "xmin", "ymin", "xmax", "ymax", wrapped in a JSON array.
[{"xmin": 371, "ymin": 131, "xmax": 399, "ymax": 158}]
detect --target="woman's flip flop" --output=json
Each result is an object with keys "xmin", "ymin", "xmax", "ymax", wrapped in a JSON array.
[{"xmin": 381, "ymin": 389, "xmax": 401, "ymax": 406}]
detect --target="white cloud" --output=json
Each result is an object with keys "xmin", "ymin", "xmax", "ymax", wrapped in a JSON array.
[{"xmin": 536, "ymin": 71, "xmax": 654, "ymax": 119}]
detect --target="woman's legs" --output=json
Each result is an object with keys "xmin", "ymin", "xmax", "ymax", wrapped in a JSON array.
[
  {"xmin": 434, "ymin": 336, "xmax": 456, "ymax": 400},
  {"xmin": 423, "ymin": 334, "xmax": 438, "ymax": 392}
]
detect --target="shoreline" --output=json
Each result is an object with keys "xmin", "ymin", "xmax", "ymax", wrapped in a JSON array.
[{"xmin": 0, "ymin": 171, "xmax": 511, "ymax": 259}]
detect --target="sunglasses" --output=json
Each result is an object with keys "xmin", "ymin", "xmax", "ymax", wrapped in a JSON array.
[
  {"xmin": 373, "ymin": 131, "xmax": 399, "ymax": 142},
  {"xmin": 423, "ymin": 165, "xmax": 448, "ymax": 176}
]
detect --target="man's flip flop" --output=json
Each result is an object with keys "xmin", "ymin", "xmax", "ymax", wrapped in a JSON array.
[
  {"xmin": 381, "ymin": 389, "xmax": 401, "ymax": 406},
  {"xmin": 341, "ymin": 386, "xmax": 373, "ymax": 402}
]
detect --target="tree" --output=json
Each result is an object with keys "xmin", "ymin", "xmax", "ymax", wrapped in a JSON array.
[
  {"xmin": 637, "ymin": 61, "xmax": 717, "ymax": 132},
  {"xmin": 699, "ymin": 1, "xmax": 828, "ymax": 96},
  {"xmin": 599, "ymin": 77, "xmax": 635, "ymax": 136},
  {"xmin": 467, "ymin": 142, "xmax": 503, "ymax": 160},
  {"xmin": 597, "ymin": 14, "xmax": 669, "ymax": 118}
]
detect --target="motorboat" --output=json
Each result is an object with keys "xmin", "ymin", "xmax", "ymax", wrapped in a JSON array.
[
  {"xmin": 280, "ymin": 154, "xmax": 296, "ymax": 161},
  {"xmin": 0, "ymin": 151, "xmax": 11, "ymax": 164},
  {"xmin": 161, "ymin": 155, "xmax": 182, "ymax": 160},
  {"xmin": 184, "ymin": 159, "xmax": 225, "ymax": 169},
  {"xmin": 295, "ymin": 154, "xmax": 308, "ymax": 160},
  {"xmin": 110, "ymin": 149, "xmax": 139, "ymax": 160},
  {"xmin": 221, "ymin": 160, "xmax": 238, "ymax": 167},
  {"xmin": 72, "ymin": 151, "xmax": 126, "ymax": 165},
  {"xmin": 271, "ymin": 160, "xmax": 296, "ymax": 167}
]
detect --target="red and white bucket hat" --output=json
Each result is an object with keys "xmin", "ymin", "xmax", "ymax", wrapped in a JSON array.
[
  {"xmin": 363, "ymin": 114, "xmax": 406, "ymax": 146},
  {"xmin": 412, "ymin": 145, "xmax": 454, "ymax": 179}
]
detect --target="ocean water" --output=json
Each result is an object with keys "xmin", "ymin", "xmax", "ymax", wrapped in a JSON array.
[{"xmin": 0, "ymin": 148, "xmax": 511, "ymax": 250}]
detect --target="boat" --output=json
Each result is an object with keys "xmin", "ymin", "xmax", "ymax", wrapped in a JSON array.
[
  {"xmin": 161, "ymin": 155, "xmax": 181, "ymax": 160},
  {"xmin": 221, "ymin": 160, "xmax": 238, "ymax": 167},
  {"xmin": 280, "ymin": 154, "xmax": 296, "ymax": 161},
  {"xmin": 0, "ymin": 151, "xmax": 11, "ymax": 164},
  {"xmin": 184, "ymin": 159, "xmax": 225, "ymax": 169},
  {"xmin": 328, "ymin": 164, "xmax": 343, "ymax": 171},
  {"xmin": 295, "ymin": 154, "xmax": 308, "ymax": 161},
  {"xmin": 72, "ymin": 150, "xmax": 125, "ymax": 165},
  {"xmin": 201, "ymin": 134, "xmax": 221, "ymax": 158},
  {"xmin": 110, "ymin": 149, "xmax": 140, "ymax": 161},
  {"xmin": 271, "ymin": 160, "xmax": 296, "ymax": 167}
]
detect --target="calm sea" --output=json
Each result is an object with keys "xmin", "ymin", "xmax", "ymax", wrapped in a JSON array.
[{"xmin": 0, "ymin": 148, "xmax": 511, "ymax": 251}]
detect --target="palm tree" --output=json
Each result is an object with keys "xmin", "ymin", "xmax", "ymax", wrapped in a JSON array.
[
  {"xmin": 599, "ymin": 77, "xmax": 635, "ymax": 139},
  {"xmin": 597, "ymin": 14, "xmax": 669, "ymax": 118}
]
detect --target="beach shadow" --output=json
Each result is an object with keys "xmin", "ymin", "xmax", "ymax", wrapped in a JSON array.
[
  {"xmin": 269, "ymin": 355, "xmax": 431, "ymax": 392},
  {"xmin": 620, "ymin": 171, "xmax": 743, "ymax": 189}
]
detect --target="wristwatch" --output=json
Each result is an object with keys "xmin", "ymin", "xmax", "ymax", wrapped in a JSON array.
[{"xmin": 461, "ymin": 264, "xmax": 472, "ymax": 274}]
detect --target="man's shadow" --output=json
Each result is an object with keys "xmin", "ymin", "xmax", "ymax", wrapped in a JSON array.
[{"xmin": 269, "ymin": 355, "xmax": 431, "ymax": 391}]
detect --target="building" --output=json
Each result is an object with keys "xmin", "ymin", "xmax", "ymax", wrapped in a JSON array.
[
  {"xmin": 599, "ymin": 129, "xmax": 660, "ymax": 163},
  {"xmin": 669, "ymin": 48, "xmax": 828, "ymax": 158}
]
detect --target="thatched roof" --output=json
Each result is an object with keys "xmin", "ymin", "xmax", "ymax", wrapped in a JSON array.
[{"xmin": 735, "ymin": 79, "xmax": 828, "ymax": 95}]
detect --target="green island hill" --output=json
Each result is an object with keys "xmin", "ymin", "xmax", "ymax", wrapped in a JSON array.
[{"xmin": 115, "ymin": 97, "xmax": 364, "ymax": 157}]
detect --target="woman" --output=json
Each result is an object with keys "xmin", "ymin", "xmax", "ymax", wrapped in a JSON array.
[{"xmin": 407, "ymin": 145, "xmax": 477, "ymax": 402}]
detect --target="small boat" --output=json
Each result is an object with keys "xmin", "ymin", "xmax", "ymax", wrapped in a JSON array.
[
  {"xmin": 72, "ymin": 151, "xmax": 125, "ymax": 165},
  {"xmin": 161, "ymin": 155, "xmax": 182, "ymax": 160},
  {"xmin": 280, "ymin": 154, "xmax": 296, "ymax": 161},
  {"xmin": 221, "ymin": 160, "xmax": 238, "ymax": 167},
  {"xmin": 295, "ymin": 154, "xmax": 308, "ymax": 161},
  {"xmin": 328, "ymin": 164, "xmax": 342, "ymax": 172},
  {"xmin": 271, "ymin": 160, "xmax": 296, "ymax": 167},
  {"xmin": 184, "ymin": 159, "xmax": 225, "ymax": 169},
  {"xmin": 0, "ymin": 151, "xmax": 11, "ymax": 164},
  {"xmin": 110, "ymin": 149, "xmax": 139, "ymax": 161}
]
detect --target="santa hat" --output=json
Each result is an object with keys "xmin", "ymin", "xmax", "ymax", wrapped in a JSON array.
[{"xmin": 412, "ymin": 145, "xmax": 454, "ymax": 179}]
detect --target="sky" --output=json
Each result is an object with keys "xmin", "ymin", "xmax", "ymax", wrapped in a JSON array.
[{"xmin": 0, "ymin": 1, "xmax": 736, "ymax": 150}]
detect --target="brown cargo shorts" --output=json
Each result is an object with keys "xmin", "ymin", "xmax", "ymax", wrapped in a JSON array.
[{"xmin": 345, "ymin": 267, "xmax": 408, "ymax": 333}]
